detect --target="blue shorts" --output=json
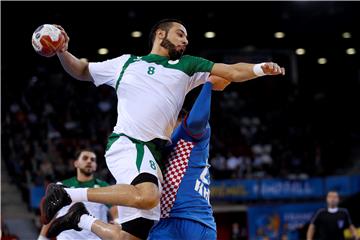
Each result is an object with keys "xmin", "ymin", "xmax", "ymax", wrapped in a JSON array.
[{"xmin": 148, "ymin": 217, "xmax": 216, "ymax": 240}]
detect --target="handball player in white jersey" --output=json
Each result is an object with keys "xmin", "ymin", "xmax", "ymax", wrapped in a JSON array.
[{"xmin": 41, "ymin": 19, "xmax": 285, "ymax": 239}]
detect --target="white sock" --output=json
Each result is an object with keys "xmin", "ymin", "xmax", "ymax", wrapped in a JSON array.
[
  {"xmin": 64, "ymin": 188, "xmax": 88, "ymax": 202},
  {"xmin": 78, "ymin": 214, "xmax": 97, "ymax": 231}
]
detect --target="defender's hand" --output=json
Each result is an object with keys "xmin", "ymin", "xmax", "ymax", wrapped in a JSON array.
[
  {"xmin": 261, "ymin": 62, "xmax": 285, "ymax": 75},
  {"xmin": 208, "ymin": 75, "xmax": 231, "ymax": 91},
  {"xmin": 53, "ymin": 24, "xmax": 69, "ymax": 53}
]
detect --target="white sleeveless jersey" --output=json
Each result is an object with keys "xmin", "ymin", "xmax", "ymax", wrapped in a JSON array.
[{"xmin": 89, "ymin": 54, "xmax": 214, "ymax": 142}]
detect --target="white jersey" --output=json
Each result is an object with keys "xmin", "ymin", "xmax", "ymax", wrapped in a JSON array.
[
  {"xmin": 56, "ymin": 178, "xmax": 109, "ymax": 240},
  {"xmin": 89, "ymin": 54, "xmax": 214, "ymax": 142}
]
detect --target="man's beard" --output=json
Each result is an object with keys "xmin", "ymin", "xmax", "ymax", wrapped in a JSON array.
[
  {"xmin": 80, "ymin": 168, "xmax": 93, "ymax": 177},
  {"xmin": 160, "ymin": 37, "xmax": 184, "ymax": 60}
]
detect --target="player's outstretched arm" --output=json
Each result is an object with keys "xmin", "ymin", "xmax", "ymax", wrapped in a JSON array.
[
  {"xmin": 185, "ymin": 81, "xmax": 213, "ymax": 138},
  {"xmin": 185, "ymin": 75, "xmax": 229, "ymax": 138},
  {"xmin": 54, "ymin": 25, "xmax": 93, "ymax": 82},
  {"xmin": 211, "ymin": 62, "xmax": 285, "ymax": 83}
]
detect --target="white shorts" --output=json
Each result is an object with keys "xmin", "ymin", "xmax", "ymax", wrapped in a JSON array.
[{"xmin": 105, "ymin": 134, "xmax": 162, "ymax": 224}]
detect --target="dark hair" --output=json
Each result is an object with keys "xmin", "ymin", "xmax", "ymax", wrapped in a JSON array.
[
  {"xmin": 149, "ymin": 18, "xmax": 185, "ymax": 48},
  {"xmin": 75, "ymin": 149, "xmax": 96, "ymax": 160}
]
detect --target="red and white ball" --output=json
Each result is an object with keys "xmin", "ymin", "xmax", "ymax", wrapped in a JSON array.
[{"xmin": 32, "ymin": 24, "xmax": 65, "ymax": 57}]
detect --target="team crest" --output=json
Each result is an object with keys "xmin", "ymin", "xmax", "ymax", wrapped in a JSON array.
[{"xmin": 337, "ymin": 220, "xmax": 344, "ymax": 228}]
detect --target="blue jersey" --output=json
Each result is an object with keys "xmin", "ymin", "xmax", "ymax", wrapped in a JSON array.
[{"xmin": 160, "ymin": 82, "xmax": 216, "ymax": 231}]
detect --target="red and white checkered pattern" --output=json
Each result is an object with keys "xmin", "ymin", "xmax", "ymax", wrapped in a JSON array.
[{"xmin": 160, "ymin": 139, "xmax": 194, "ymax": 218}]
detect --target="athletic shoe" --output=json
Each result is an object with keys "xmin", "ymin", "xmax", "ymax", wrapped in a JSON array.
[
  {"xmin": 40, "ymin": 183, "xmax": 72, "ymax": 224},
  {"xmin": 46, "ymin": 202, "xmax": 89, "ymax": 238}
]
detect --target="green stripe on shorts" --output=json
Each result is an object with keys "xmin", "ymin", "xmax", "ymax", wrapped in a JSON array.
[
  {"xmin": 105, "ymin": 132, "xmax": 144, "ymax": 172},
  {"xmin": 134, "ymin": 141, "xmax": 144, "ymax": 172},
  {"xmin": 105, "ymin": 132, "xmax": 165, "ymax": 173}
]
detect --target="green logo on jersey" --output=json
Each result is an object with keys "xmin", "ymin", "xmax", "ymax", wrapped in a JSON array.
[
  {"xmin": 147, "ymin": 66, "xmax": 155, "ymax": 75},
  {"xmin": 149, "ymin": 160, "xmax": 156, "ymax": 170}
]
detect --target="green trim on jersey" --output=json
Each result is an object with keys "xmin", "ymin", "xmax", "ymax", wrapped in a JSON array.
[
  {"xmin": 61, "ymin": 177, "xmax": 109, "ymax": 188},
  {"xmin": 141, "ymin": 54, "xmax": 214, "ymax": 76},
  {"xmin": 115, "ymin": 55, "xmax": 137, "ymax": 91}
]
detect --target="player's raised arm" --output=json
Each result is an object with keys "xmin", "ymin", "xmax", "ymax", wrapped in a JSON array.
[
  {"xmin": 185, "ymin": 75, "xmax": 229, "ymax": 139},
  {"xmin": 54, "ymin": 25, "xmax": 93, "ymax": 82},
  {"xmin": 211, "ymin": 62, "xmax": 285, "ymax": 83}
]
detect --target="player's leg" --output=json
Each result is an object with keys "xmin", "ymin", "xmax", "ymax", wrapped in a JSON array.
[
  {"xmin": 46, "ymin": 202, "xmax": 138, "ymax": 240},
  {"xmin": 40, "ymin": 136, "xmax": 162, "ymax": 224},
  {"xmin": 105, "ymin": 137, "xmax": 162, "ymax": 239},
  {"xmin": 40, "ymin": 181, "xmax": 160, "ymax": 224},
  {"xmin": 86, "ymin": 180, "xmax": 159, "ymax": 208},
  {"xmin": 92, "ymin": 221, "xmax": 141, "ymax": 240}
]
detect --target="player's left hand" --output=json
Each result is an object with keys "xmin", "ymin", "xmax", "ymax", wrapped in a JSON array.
[
  {"xmin": 208, "ymin": 75, "xmax": 231, "ymax": 91},
  {"xmin": 53, "ymin": 24, "xmax": 69, "ymax": 53},
  {"xmin": 262, "ymin": 62, "xmax": 285, "ymax": 75}
]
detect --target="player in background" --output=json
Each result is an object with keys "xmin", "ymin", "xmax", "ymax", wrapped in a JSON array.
[
  {"xmin": 38, "ymin": 150, "xmax": 118, "ymax": 240},
  {"xmin": 307, "ymin": 191, "xmax": 358, "ymax": 240},
  {"xmin": 41, "ymin": 19, "xmax": 285, "ymax": 239},
  {"xmin": 43, "ymin": 75, "xmax": 229, "ymax": 240}
]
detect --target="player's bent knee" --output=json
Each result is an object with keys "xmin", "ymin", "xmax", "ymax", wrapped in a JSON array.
[
  {"xmin": 131, "ymin": 173, "xmax": 160, "ymax": 210},
  {"xmin": 139, "ymin": 190, "xmax": 160, "ymax": 209}
]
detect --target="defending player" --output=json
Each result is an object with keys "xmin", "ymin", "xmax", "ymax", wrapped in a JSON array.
[
  {"xmin": 41, "ymin": 19, "xmax": 285, "ymax": 239},
  {"xmin": 148, "ymin": 75, "xmax": 229, "ymax": 240},
  {"xmin": 38, "ymin": 149, "xmax": 118, "ymax": 240}
]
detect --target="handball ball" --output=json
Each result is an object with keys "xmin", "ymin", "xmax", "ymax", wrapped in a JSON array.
[{"xmin": 32, "ymin": 24, "xmax": 65, "ymax": 57}]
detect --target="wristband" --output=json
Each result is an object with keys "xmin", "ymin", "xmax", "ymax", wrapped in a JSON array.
[{"xmin": 253, "ymin": 63, "xmax": 266, "ymax": 76}]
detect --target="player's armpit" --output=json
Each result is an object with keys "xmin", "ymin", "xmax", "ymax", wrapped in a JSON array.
[{"xmin": 82, "ymin": 62, "xmax": 94, "ymax": 82}]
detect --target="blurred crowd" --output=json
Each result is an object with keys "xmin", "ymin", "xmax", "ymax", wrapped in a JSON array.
[
  {"xmin": 2, "ymin": 70, "xmax": 353, "ymax": 207},
  {"xmin": 2, "ymin": 71, "xmax": 116, "ymax": 204},
  {"xmin": 208, "ymin": 88, "xmax": 324, "ymax": 180}
]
